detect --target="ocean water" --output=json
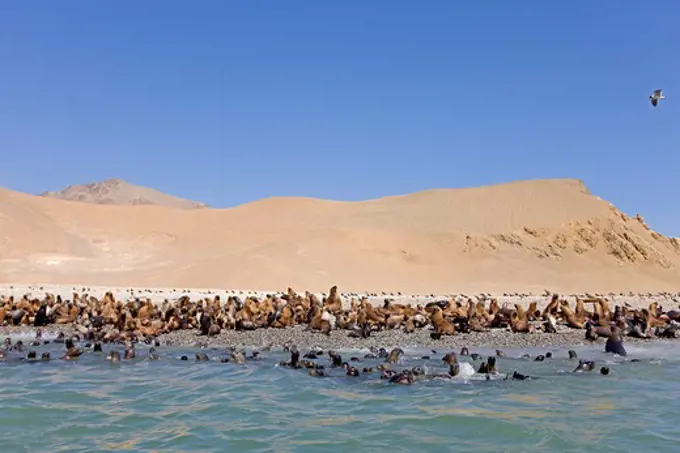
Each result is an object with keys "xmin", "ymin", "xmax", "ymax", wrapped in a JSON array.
[{"xmin": 0, "ymin": 336, "xmax": 678, "ymax": 453}]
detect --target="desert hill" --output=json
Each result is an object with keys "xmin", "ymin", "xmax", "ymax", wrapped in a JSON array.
[
  {"xmin": 40, "ymin": 178, "xmax": 208, "ymax": 209},
  {"xmin": 2, "ymin": 178, "xmax": 680, "ymax": 293}
]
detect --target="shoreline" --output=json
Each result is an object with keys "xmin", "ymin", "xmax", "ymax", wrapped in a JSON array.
[
  {"xmin": 1, "ymin": 283, "xmax": 679, "ymax": 311},
  {"xmin": 1, "ymin": 324, "xmax": 675, "ymax": 351}
]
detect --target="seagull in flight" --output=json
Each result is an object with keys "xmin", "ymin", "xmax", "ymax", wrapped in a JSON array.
[{"xmin": 650, "ymin": 89, "xmax": 665, "ymax": 107}]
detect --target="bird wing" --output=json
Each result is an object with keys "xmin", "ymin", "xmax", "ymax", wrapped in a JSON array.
[
  {"xmin": 651, "ymin": 98, "xmax": 658, "ymax": 106},
  {"xmin": 654, "ymin": 89, "xmax": 662, "ymax": 96}
]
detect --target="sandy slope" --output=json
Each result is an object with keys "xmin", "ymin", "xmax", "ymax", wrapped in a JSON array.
[{"xmin": 2, "ymin": 178, "xmax": 680, "ymax": 293}]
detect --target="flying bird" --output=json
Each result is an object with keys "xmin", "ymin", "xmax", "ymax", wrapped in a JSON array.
[{"xmin": 650, "ymin": 89, "xmax": 665, "ymax": 107}]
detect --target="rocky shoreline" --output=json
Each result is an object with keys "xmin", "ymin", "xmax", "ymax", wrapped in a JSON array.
[{"xmin": 0, "ymin": 324, "xmax": 673, "ymax": 351}]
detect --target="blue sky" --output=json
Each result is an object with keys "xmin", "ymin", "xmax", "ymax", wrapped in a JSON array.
[{"xmin": 1, "ymin": 2, "xmax": 678, "ymax": 234}]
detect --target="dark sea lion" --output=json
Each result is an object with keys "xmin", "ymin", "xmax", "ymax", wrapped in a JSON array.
[
  {"xmin": 421, "ymin": 355, "xmax": 431, "ymax": 360},
  {"xmin": 108, "ymin": 351, "xmax": 121, "ymax": 362},
  {"xmin": 303, "ymin": 351, "xmax": 318, "ymax": 359},
  {"xmin": 380, "ymin": 369, "xmax": 397, "ymax": 380},
  {"xmin": 195, "ymin": 352, "xmax": 210, "ymax": 361},
  {"xmin": 568, "ymin": 350, "xmax": 578, "ymax": 360},
  {"xmin": 350, "ymin": 357, "xmax": 361, "ymax": 362},
  {"xmin": 534, "ymin": 355, "xmax": 545, "ymax": 362},
  {"xmin": 148, "ymin": 348, "xmax": 160, "ymax": 360},
  {"xmin": 26, "ymin": 350, "xmax": 37, "ymax": 360},
  {"xmin": 470, "ymin": 353, "xmax": 481, "ymax": 361},
  {"xmin": 180, "ymin": 355, "xmax": 189, "ymax": 361},
  {"xmin": 605, "ymin": 326, "xmax": 627, "ymax": 356},
  {"xmin": 309, "ymin": 369, "xmax": 327, "ymax": 377},
  {"xmin": 220, "ymin": 357, "xmax": 230, "ymax": 363},
  {"xmin": 41, "ymin": 352, "xmax": 50, "ymax": 361},
  {"xmin": 377, "ymin": 348, "xmax": 389, "ymax": 359},
  {"xmin": 34, "ymin": 304, "xmax": 49, "ymax": 327},
  {"xmin": 346, "ymin": 366, "xmax": 360, "ymax": 377},
  {"xmin": 460, "ymin": 347, "xmax": 470, "ymax": 356},
  {"xmin": 328, "ymin": 351, "xmax": 343, "ymax": 367},
  {"xmin": 573, "ymin": 360, "xmax": 595, "ymax": 372},
  {"xmin": 545, "ymin": 352, "xmax": 553, "ymax": 359},
  {"xmin": 600, "ymin": 366, "xmax": 610, "ymax": 375},
  {"xmin": 93, "ymin": 342, "xmax": 103, "ymax": 352},
  {"xmin": 124, "ymin": 346, "xmax": 136, "ymax": 360},
  {"xmin": 507, "ymin": 371, "xmax": 530, "ymax": 380},
  {"xmin": 495, "ymin": 350, "xmax": 505, "ymax": 357},
  {"xmin": 389, "ymin": 370, "xmax": 414, "ymax": 385}
]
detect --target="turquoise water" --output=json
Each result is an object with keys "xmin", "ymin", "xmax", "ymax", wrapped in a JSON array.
[{"xmin": 0, "ymin": 337, "xmax": 678, "ymax": 453}]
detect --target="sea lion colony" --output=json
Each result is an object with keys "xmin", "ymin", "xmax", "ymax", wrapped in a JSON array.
[
  {"xmin": 1, "ymin": 333, "xmax": 617, "ymax": 385},
  {"xmin": 1, "ymin": 286, "xmax": 679, "ymax": 343}
]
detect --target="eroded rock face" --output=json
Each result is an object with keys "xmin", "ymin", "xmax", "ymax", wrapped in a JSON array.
[{"xmin": 40, "ymin": 179, "xmax": 208, "ymax": 209}]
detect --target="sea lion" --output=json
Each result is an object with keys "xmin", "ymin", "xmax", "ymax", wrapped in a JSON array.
[
  {"xmin": 34, "ymin": 304, "xmax": 49, "ymax": 327},
  {"xmin": 346, "ymin": 366, "xmax": 360, "ymax": 377},
  {"xmin": 568, "ymin": 350, "xmax": 578, "ymax": 360},
  {"xmin": 148, "ymin": 347, "xmax": 160, "ymax": 360},
  {"xmin": 460, "ymin": 347, "xmax": 470, "ymax": 356},
  {"xmin": 600, "ymin": 366, "xmax": 610, "ymax": 375},
  {"xmin": 385, "ymin": 348, "xmax": 404, "ymax": 364},
  {"xmin": 93, "ymin": 342, "xmax": 103, "ymax": 352},
  {"xmin": 605, "ymin": 325, "xmax": 627, "ymax": 356},
  {"xmin": 389, "ymin": 370, "xmax": 414, "ymax": 385},
  {"xmin": 230, "ymin": 350, "xmax": 247, "ymax": 364},
  {"xmin": 328, "ymin": 351, "xmax": 343, "ymax": 367},
  {"xmin": 195, "ymin": 352, "xmax": 210, "ymax": 361},
  {"xmin": 62, "ymin": 338, "xmax": 83, "ymax": 360},
  {"xmin": 41, "ymin": 352, "xmax": 50, "ymax": 361},
  {"xmin": 107, "ymin": 351, "xmax": 121, "ymax": 362},
  {"xmin": 573, "ymin": 360, "xmax": 595, "ymax": 372}
]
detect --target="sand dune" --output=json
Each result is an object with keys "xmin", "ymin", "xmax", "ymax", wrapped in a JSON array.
[{"xmin": 2, "ymin": 178, "xmax": 679, "ymax": 293}]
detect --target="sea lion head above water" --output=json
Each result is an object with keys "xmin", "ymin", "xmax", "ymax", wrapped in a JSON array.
[
  {"xmin": 600, "ymin": 366, "xmax": 610, "ymax": 375},
  {"xmin": 107, "ymin": 351, "xmax": 121, "ymax": 362},
  {"xmin": 389, "ymin": 370, "xmax": 414, "ymax": 385},
  {"xmin": 346, "ymin": 366, "xmax": 360, "ymax": 377},
  {"xmin": 460, "ymin": 347, "xmax": 470, "ymax": 356},
  {"xmin": 442, "ymin": 352, "xmax": 458, "ymax": 365},
  {"xmin": 568, "ymin": 350, "xmax": 578, "ymax": 360},
  {"xmin": 41, "ymin": 352, "xmax": 50, "ymax": 361},
  {"xmin": 195, "ymin": 352, "xmax": 210, "ymax": 361},
  {"xmin": 573, "ymin": 359, "xmax": 595, "ymax": 372},
  {"xmin": 385, "ymin": 348, "xmax": 404, "ymax": 364}
]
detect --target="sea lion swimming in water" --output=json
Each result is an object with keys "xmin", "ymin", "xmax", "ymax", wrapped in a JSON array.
[
  {"xmin": 41, "ymin": 352, "xmax": 50, "ymax": 361},
  {"xmin": 195, "ymin": 352, "xmax": 210, "ymax": 361},
  {"xmin": 605, "ymin": 325, "xmax": 627, "ymax": 356},
  {"xmin": 148, "ymin": 347, "xmax": 160, "ymax": 360},
  {"xmin": 573, "ymin": 360, "xmax": 595, "ymax": 372},
  {"xmin": 107, "ymin": 351, "xmax": 121, "ymax": 362},
  {"xmin": 600, "ymin": 366, "xmax": 610, "ymax": 375},
  {"xmin": 61, "ymin": 338, "xmax": 83, "ymax": 360},
  {"xmin": 389, "ymin": 370, "xmax": 414, "ymax": 385},
  {"xmin": 568, "ymin": 350, "xmax": 578, "ymax": 360},
  {"xmin": 385, "ymin": 348, "xmax": 404, "ymax": 364}
]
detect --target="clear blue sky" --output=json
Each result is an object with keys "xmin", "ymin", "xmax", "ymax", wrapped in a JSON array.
[{"xmin": 1, "ymin": 2, "xmax": 678, "ymax": 234}]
